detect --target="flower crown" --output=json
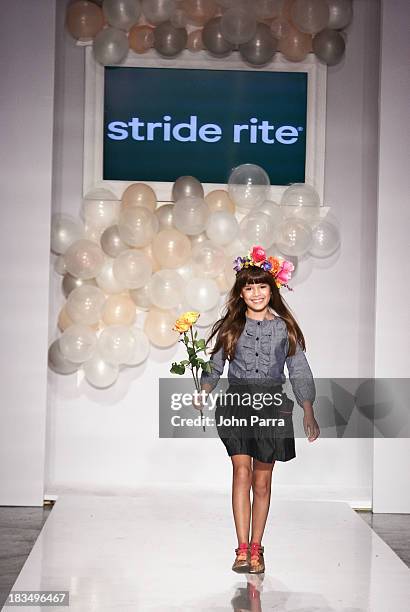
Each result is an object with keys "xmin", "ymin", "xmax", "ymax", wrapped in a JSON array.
[{"xmin": 233, "ymin": 245, "xmax": 294, "ymax": 291}]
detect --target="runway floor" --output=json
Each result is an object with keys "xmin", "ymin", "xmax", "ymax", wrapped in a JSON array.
[{"xmin": 1, "ymin": 489, "xmax": 410, "ymax": 611}]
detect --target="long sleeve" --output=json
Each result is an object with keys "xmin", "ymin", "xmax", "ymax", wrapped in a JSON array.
[
  {"xmin": 200, "ymin": 344, "xmax": 226, "ymax": 393},
  {"xmin": 285, "ymin": 340, "xmax": 316, "ymax": 408}
]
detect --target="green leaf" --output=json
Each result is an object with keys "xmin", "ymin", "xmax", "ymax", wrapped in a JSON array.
[
  {"xmin": 195, "ymin": 339, "xmax": 206, "ymax": 350},
  {"xmin": 170, "ymin": 363, "xmax": 185, "ymax": 375}
]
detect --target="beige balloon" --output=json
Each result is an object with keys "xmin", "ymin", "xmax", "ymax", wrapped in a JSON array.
[
  {"xmin": 129, "ymin": 25, "xmax": 155, "ymax": 53},
  {"xmin": 62, "ymin": 273, "xmax": 97, "ymax": 299},
  {"xmin": 102, "ymin": 293, "xmax": 137, "ymax": 326},
  {"xmin": 143, "ymin": 307, "xmax": 180, "ymax": 348},
  {"xmin": 96, "ymin": 257, "xmax": 126, "ymax": 294},
  {"xmin": 155, "ymin": 203, "xmax": 175, "ymax": 230},
  {"xmin": 58, "ymin": 305, "xmax": 100, "ymax": 332},
  {"xmin": 66, "ymin": 0, "xmax": 104, "ymax": 41},
  {"xmin": 118, "ymin": 206, "xmax": 159, "ymax": 247},
  {"xmin": 152, "ymin": 228, "xmax": 191, "ymax": 269},
  {"xmin": 141, "ymin": 243, "xmax": 161, "ymax": 272},
  {"xmin": 182, "ymin": 0, "xmax": 217, "ymax": 26},
  {"xmin": 121, "ymin": 183, "xmax": 157, "ymax": 212},
  {"xmin": 205, "ymin": 189, "xmax": 235, "ymax": 213},
  {"xmin": 278, "ymin": 24, "xmax": 312, "ymax": 61}
]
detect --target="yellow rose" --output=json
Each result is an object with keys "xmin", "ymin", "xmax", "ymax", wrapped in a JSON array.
[
  {"xmin": 182, "ymin": 311, "xmax": 200, "ymax": 324},
  {"xmin": 172, "ymin": 319, "xmax": 191, "ymax": 333}
]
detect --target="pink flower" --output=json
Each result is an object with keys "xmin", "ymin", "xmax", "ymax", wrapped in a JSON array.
[
  {"xmin": 251, "ymin": 245, "xmax": 266, "ymax": 263},
  {"xmin": 276, "ymin": 260, "xmax": 294, "ymax": 283}
]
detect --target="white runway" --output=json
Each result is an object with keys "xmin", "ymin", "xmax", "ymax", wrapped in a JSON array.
[{"xmin": 2, "ymin": 489, "xmax": 410, "ymax": 611}]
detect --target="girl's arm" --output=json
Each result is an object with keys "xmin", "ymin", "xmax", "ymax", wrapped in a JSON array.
[{"xmin": 285, "ymin": 340, "xmax": 316, "ymax": 413}]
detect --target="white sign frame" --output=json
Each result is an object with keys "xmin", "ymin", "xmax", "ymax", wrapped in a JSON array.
[{"xmin": 83, "ymin": 46, "xmax": 327, "ymax": 203}]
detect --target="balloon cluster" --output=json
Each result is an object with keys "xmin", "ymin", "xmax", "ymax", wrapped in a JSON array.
[
  {"xmin": 66, "ymin": 0, "xmax": 353, "ymax": 67},
  {"xmin": 49, "ymin": 165, "xmax": 340, "ymax": 388}
]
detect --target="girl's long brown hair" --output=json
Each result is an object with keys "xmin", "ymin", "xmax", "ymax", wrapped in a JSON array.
[{"xmin": 205, "ymin": 265, "xmax": 306, "ymax": 361}]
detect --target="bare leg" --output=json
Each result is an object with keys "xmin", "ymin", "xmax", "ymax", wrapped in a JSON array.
[
  {"xmin": 231, "ymin": 455, "xmax": 253, "ymax": 545},
  {"xmin": 250, "ymin": 458, "xmax": 275, "ymax": 544}
]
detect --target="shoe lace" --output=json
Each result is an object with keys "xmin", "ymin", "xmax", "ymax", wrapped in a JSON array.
[
  {"xmin": 235, "ymin": 543, "xmax": 249, "ymax": 559},
  {"xmin": 250, "ymin": 542, "xmax": 262, "ymax": 560}
]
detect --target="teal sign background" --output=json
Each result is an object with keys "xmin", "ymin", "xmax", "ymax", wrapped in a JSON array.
[{"xmin": 103, "ymin": 66, "xmax": 307, "ymax": 185}]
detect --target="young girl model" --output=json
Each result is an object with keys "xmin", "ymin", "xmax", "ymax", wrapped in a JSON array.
[{"xmin": 195, "ymin": 245, "xmax": 320, "ymax": 574}]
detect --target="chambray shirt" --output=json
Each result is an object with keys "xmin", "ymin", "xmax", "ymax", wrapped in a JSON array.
[{"xmin": 200, "ymin": 312, "xmax": 316, "ymax": 408}]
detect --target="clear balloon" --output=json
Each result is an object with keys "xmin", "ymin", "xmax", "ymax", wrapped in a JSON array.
[
  {"xmin": 66, "ymin": 0, "xmax": 104, "ymax": 41},
  {"xmin": 121, "ymin": 183, "xmax": 157, "ymax": 211},
  {"xmin": 173, "ymin": 196, "xmax": 209, "ymax": 235},
  {"xmin": 239, "ymin": 211, "xmax": 276, "ymax": 250},
  {"xmin": 194, "ymin": 303, "xmax": 221, "ymax": 326},
  {"xmin": 278, "ymin": 24, "xmax": 312, "ymax": 61},
  {"xmin": 118, "ymin": 206, "xmax": 159, "ymax": 247},
  {"xmin": 95, "ymin": 258, "xmax": 126, "ymax": 294},
  {"xmin": 148, "ymin": 269, "xmax": 185, "ymax": 308},
  {"xmin": 155, "ymin": 203, "xmax": 175, "ymax": 229},
  {"xmin": 103, "ymin": 0, "xmax": 142, "ymax": 31},
  {"xmin": 239, "ymin": 22, "xmax": 277, "ymax": 66},
  {"xmin": 48, "ymin": 339, "xmax": 79, "ymax": 374},
  {"xmin": 59, "ymin": 324, "xmax": 98, "ymax": 363},
  {"xmin": 141, "ymin": 243, "xmax": 161, "ymax": 272},
  {"xmin": 153, "ymin": 21, "xmax": 188, "ymax": 56},
  {"xmin": 142, "ymin": 0, "xmax": 176, "ymax": 24},
  {"xmin": 81, "ymin": 194, "xmax": 120, "ymax": 229},
  {"xmin": 152, "ymin": 228, "xmax": 192, "ymax": 268},
  {"xmin": 124, "ymin": 327, "xmax": 150, "ymax": 365},
  {"xmin": 275, "ymin": 218, "xmax": 313, "ymax": 257},
  {"xmin": 202, "ymin": 17, "xmax": 234, "ymax": 56},
  {"xmin": 181, "ymin": 0, "xmax": 217, "ymax": 26},
  {"xmin": 172, "ymin": 175, "xmax": 204, "ymax": 201},
  {"xmin": 313, "ymin": 28, "xmax": 345, "ymax": 65},
  {"xmin": 290, "ymin": 0, "xmax": 329, "ymax": 35},
  {"xmin": 205, "ymin": 210, "xmax": 239, "ymax": 245},
  {"xmin": 83, "ymin": 352, "xmax": 119, "ymax": 388},
  {"xmin": 97, "ymin": 324, "xmax": 136, "ymax": 365},
  {"xmin": 190, "ymin": 231, "xmax": 208, "ymax": 249},
  {"xmin": 280, "ymin": 183, "xmax": 321, "ymax": 207},
  {"xmin": 62, "ymin": 273, "xmax": 97, "ymax": 299},
  {"xmin": 254, "ymin": 199, "xmax": 283, "ymax": 225},
  {"xmin": 228, "ymin": 163, "xmax": 270, "ymax": 212},
  {"xmin": 144, "ymin": 307, "xmax": 180, "ymax": 347},
  {"xmin": 129, "ymin": 24, "xmax": 155, "ymax": 52},
  {"xmin": 308, "ymin": 219, "xmax": 341, "ymax": 258},
  {"xmin": 191, "ymin": 240, "xmax": 226, "ymax": 278},
  {"xmin": 270, "ymin": 15, "xmax": 291, "ymax": 40},
  {"xmin": 327, "ymin": 0, "xmax": 352, "ymax": 30},
  {"xmin": 113, "ymin": 249, "xmax": 153, "ymax": 288},
  {"xmin": 184, "ymin": 277, "xmax": 220, "ymax": 311},
  {"xmin": 93, "ymin": 27, "xmax": 129, "ymax": 65},
  {"xmin": 51, "ymin": 214, "xmax": 84, "ymax": 255},
  {"xmin": 100, "ymin": 225, "xmax": 128, "ymax": 258},
  {"xmin": 129, "ymin": 283, "xmax": 153, "ymax": 310},
  {"xmin": 102, "ymin": 293, "xmax": 137, "ymax": 325},
  {"xmin": 205, "ymin": 189, "xmax": 235, "ymax": 213},
  {"xmin": 64, "ymin": 239, "xmax": 105, "ymax": 279},
  {"xmin": 66, "ymin": 285, "xmax": 106, "ymax": 325},
  {"xmin": 220, "ymin": 7, "xmax": 257, "ymax": 44}
]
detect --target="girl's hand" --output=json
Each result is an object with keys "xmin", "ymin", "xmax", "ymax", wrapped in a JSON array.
[{"xmin": 303, "ymin": 413, "xmax": 320, "ymax": 442}]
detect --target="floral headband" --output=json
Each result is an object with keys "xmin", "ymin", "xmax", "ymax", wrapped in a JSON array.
[{"xmin": 233, "ymin": 245, "xmax": 294, "ymax": 291}]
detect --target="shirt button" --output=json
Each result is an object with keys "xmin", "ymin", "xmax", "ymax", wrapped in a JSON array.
[
  {"xmin": 257, "ymin": 322, "xmax": 261, "ymax": 325},
  {"xmin": 256, "ymin": 337, "xmax": 259, "ymax": 341},
  {"xmin": 255, "ymin": 369, "xmax": 259, "ymax": 373},
  {"xmin": 255, "ymin": 352, "xmax": 259, "ymax": 356}
]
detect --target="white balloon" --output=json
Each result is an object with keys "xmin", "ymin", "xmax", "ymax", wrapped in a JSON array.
[
  {"xmin": 59, "ymin": 324, "xmax": 97, "ymax": 363},
  {"xmin": 93, "ymin": 27, "xmax": 129, "ymax": 65},
  {"xmin": 228, "ymin": 163, "xmax": 270, "ymax": 212},
  {"xmin": 148, "ymin": 269, "xmax": 185, "ymax": 309},
  {"xmin": 51, "ymin": 214, "xmax": 84, "ymax": 255},
  {"xmin": 103, "ymin": 0, "xmax": 142, "ymax": 31},
  {"xmin": 129, "ymin": 283, "xmax": 153, "ymax": 310},
  {"xmin": 97, "ymin": 324, "xmax": 136, "ymax": 365},
  {"xmin": 83, "ymin": 352, "xmax": 119, "ymax": 388},
  {"xmin": 184, "ymin": 277, "xmax": 220, "ymax": 311},
  {"xmin": 155, "ymin": 203, "xmax": 175, "ymax": 229},
  {"xmin": 66, "ymin": 285, "xmax": 106, "ymax": 325},
  {"xmin": 124, "ymin": 327, "xmax": 150, "ymax": 366},
  {"xmin": 113, "ymin": 249, "xmax": 153, "ymax": 289},
  {"xmin": 195, "ymin": 304, "xmax": 221, "ymax": 327},
  {"xmin": 142, "ymin": 0, "xmax": 176, "ymax": 24},
  {"xmin": 173, "ymin": 196, "xmax": 209, "ymax": 235},
  {"xmin": 81, "ymin": 196, "xmax": 120, "ymax": 230},
  {"xmin": 205, "ymin": 211, "xmax": 239, "ymax": 246},
  {"xmin": 118, "ymin": 206, "xmax": 159, "ymax": 247},
  {"xmin": 96, "ymin": 257, "xmax": 126, "ymax": 294},
  {"xmin": 280, "ymin": 183, "xmax": 321, "ymax": 207},
  {"xmin": 191, "ymin": 240, "xmax": 226, "ymax": 278},
  {"xmin": 64, "ymin": 239, "xmax": 105, "ymax": 279}
]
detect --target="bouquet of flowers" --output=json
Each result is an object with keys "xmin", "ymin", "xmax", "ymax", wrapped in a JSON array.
[{"xmin": 170, "ymin": 311, "xmax": 213, "ymax": 432}]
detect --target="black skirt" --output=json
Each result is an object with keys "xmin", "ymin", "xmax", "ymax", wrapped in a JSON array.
[{"xmin": 214, "ymin": 382, "xmax": 296, "ymax": 463}]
